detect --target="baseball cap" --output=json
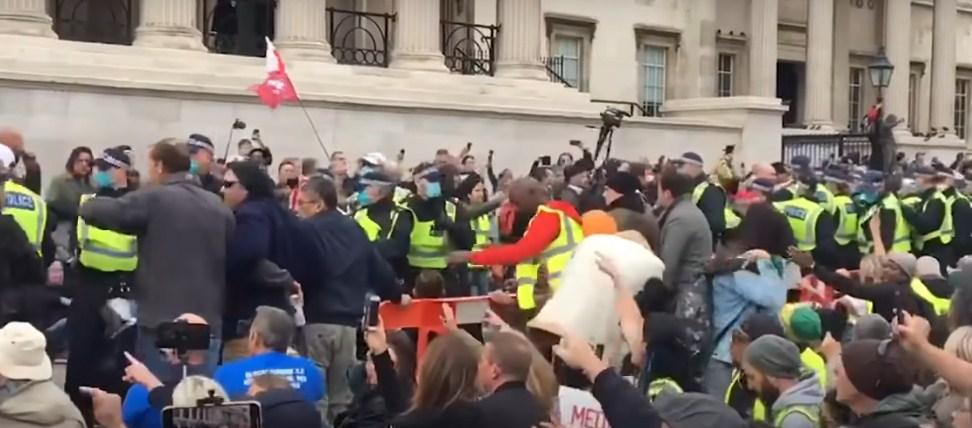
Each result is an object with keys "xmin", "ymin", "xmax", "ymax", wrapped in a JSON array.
[
  {"xmin": 188, "ymin": 133, "xmax": 215, "ymax": 154},
  {"xmin": 94, "ymin": 147, "xmax": 132, "ymax": 170},
  {"xmin": 0, "ymin": 322, "xmax": 53, "ymax": 381},
  {"xmin": 782, "ymin": 305, "xmax": 823, "ymax": 343},
  {"xmin": 841, "ymin": 339, "xmax": 915, "ymax": 401}
]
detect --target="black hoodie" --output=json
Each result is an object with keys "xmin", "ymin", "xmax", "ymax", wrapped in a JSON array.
[{"xmin": 256, "ymin": 388, "xmax": 322, "ymax": 428}]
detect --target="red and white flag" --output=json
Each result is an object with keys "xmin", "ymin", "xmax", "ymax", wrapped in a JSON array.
[{"xmin": 249, "ymin": 37, "xmax": 299, "ymax": 109}]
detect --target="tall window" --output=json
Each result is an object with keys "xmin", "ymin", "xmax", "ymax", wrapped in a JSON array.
[
  {"xmin": 555, "ymin": 36, "xmax": 583, "ymax": 89},
  {"xmin": 956, "ymin": 79, "xmax": 970, "ymax": 139},
  {"xmin": 849, "ymin": 67, "xmax": 864, "ymax": 132},
  {"xmin": 909, "ymin": 73, "xmax": 919, "ymax": 132},
  {"xmin": 640, "ymin": 45, "xmax": 667, "ymax": 117},
  {"xmin": 717, "ymin": 54, "xmax": 734, "ymax": 97}
]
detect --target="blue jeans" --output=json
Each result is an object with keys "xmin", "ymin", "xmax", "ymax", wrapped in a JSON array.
[{"xmin": 135, "ymin": 326, "xmax": 221, "ymax": 384}]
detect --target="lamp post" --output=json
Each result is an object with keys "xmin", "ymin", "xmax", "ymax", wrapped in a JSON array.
[{"xmin": 868, "ymin": 47, "xmax": 894, "ymax": 99}]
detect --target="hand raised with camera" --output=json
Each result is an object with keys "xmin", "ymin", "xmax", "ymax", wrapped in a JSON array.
[
  {"xmin": 364, "ymin": 316, "xmax": 388, "ymax": 355},
  {"xmin": 553, "ymin": 332, "xmax": 609, "ymax": 381},
  {"xmin": 122, "ymin": 351, "xmax": 163, "ymax": 390}
]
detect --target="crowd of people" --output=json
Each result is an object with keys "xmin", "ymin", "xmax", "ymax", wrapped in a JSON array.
[{"xmin": 3, "ymin": 123, "xmax": 972, "ymax": 428}]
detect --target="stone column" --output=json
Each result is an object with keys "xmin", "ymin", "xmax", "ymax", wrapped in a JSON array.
[
  {"xmin": 0, "ymin": 0, "xmax": 55, "ymax": 37},
  {"xmin": 748, "ymin": 0, "xmax": 778, "ymax": 97},
  {"xmin": 679, "ymin": 0, "xmax": 717, "ymax": 98},
  {"xmin": 931, "ymin": 0, "xmax": 957, "ymax": 134},
  {"xmin": 831, "ymin": 0, "xmax": 850, "ymax": 129},
  {"xmin": 273, "ymin": 0, "xmax": 334, "ymax": 61},
  {"xmin": 134, "ymin": 0, "xmax": 205, "ymax": 50},
  {"xmin": 884, "ymin": 0, "xmax": 910, "ymax": 128},
  {"xmin": 805, "ymin": 0, "xmax": 834, "ymax": 128},
  {"xmin": 391, "ymin": 0, "xmax": 446, "ymax": 72},
  {"xmin": 494, "ymin": 0, "xmax": 547, "ymax": 80}
]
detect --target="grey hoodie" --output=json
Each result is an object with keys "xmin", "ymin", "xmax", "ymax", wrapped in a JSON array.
[
  {"xmin": 0, "ymin": 380, "xmax": 84, "ymax": 428},
  {"xmin": 772, "ymin": 372, "xmax": 825, "ymax": 428}
]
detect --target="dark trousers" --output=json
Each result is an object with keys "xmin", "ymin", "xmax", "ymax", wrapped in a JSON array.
[{"xmin": 65, "ymin": 272, "xmax": 134, "ymax": 426}]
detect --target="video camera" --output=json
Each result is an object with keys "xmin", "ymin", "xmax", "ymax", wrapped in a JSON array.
[
  {"xmin": 163, "ymin": 391, "xmax": 263, "ymax": 428},
  {"xmin": 594, "ymin": 107, "xmax": 631, "ymax": 161}
]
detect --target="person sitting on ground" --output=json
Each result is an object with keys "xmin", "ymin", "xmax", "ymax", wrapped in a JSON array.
[
  {"xmin": 214, "ymin": 306, "xmax": 324, "ymax": 402},
  {"xmin": 0, "ymin": 322, "xmax": 85, "ymax": 428},
  {"xmin": 742, "ymin": 335, "xmax": 824, "ymax": 428},
  {"xmin": 248, "ymin": 374, "xmax": 322, "ymax": 428},
  {"xmin": 475, "ymin": 332, "xmax": 547, "ymax": 428}
]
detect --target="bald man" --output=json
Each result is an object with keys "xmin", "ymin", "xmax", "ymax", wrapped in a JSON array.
[
  {"xmin": 448, "ymin": 177, "xmax": 584, "ymax": 310},
  {"xmin": 750, "ymin": 163, "xmax": 777, "ymax": 182}
]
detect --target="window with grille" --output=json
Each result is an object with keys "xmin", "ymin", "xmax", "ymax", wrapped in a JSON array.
[
  {"xmin": 555, "ymin": 36, "xmax": 583, "ymax": 89},
  {"xmin": 956, "ymin": 79, "xmax": 970, "ymax": 139},
  {"xmin": 849, "ymin": 67, "xmax": 864, "ymax": 132},
  {"xmin": 640, "ymin": 45, "xmax": 667, "ymax": 117},
  {"xmin": 717, "ymin": 53, "xmax": 734, "ymax": 97}
]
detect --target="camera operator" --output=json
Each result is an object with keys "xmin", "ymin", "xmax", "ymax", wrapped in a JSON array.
[{"xmin": 188, "ymin": 134, "xmax": 222, "ymax": 195}]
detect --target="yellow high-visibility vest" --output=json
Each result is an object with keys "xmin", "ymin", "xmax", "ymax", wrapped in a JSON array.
[
  {"xmin": 858, "ymin": 194, "xmax": 912, "ymax": 254},
  {"xmin": 833, "ymin": 195, "xmax": 858, "ymax": 246},
  {"xmin": 726, "ymin": 370, "xmax": 767, "ymax": 422},
  {"xmin": 469, "ymin": 214, "xmax": 492, "ymax": 269},
  {"xmin": 76, "ymin": 194, "xmax": 137, "ymax": 272},
  {"xmin": 910, "ymin": 277, "xmax": 951, "ymax": 316},
  {"xmin": 407, "ymin": 200, "xmax": 457, "ymax": 269},
  {"xmin": 774, "ymin": 198, "xmax": 824, "ymax": 251},
  {"xmin": 515, "ymin": 205, "xmax": 584, "ymax": 310},
  {"xmin": 692, "ymin": 181, "xmax": 741, "ymax": 229},
  {"xmin": 774, "ymin": 405, "xmax": 820, "ymax": 428},
  {"xmin": 647, "ymin": 378, "xmax": 683, "ymax": 401},
  {"xmin": 917, "ymin": 191, "xmax": 954, "ymax": 248},
  {"xmin": 801, "ymin": 348, "xmax": 828, "ymax": 388},
  {"xmin": 814, "ymin": 185, "xmax": 837, "ymax": 215},
  {"xmin": 354, "ymin": 206, "xmax": 406, "ymax": 242},
  {"xmin": 2, "ymin": 180, "xmax": 47, "ymax": 254}
]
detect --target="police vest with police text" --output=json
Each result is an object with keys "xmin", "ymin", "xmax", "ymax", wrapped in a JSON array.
[
  {"xmin": 407, "ymin": 200, "xmax": 457, "ymax": 269},
  {"xmin": 692, "ymin": 181, "xmax": 741, "ymax": 229},
  {"xmin": 857, "ymin": 194, "xmax": 912, "ymax": 254},
  {"xmin": 2, "ymin": 181, "xmax": 47, "ymax": 254},
  {"xmin": 917, "ymin": 191, "xmax": 954, "ymax": 248},
  {"xmin": 773, "ymin": 198, "xmax": 824, "ymax": 251},
  {"xmin": 833, "ymin": 195, "xmax": 858, "ymax": 246},
  {"xmin": 514, "ymin": 205, "xmax": 584, "ymax": 310},
  {"xmin": 76, "ymin": 194, "xmax": 138, "ymax": 272}
]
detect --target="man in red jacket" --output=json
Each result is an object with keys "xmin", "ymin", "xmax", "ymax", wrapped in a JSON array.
[{"xmin": 449, "ymin": 178, "xmax": 583, "ymax": 309}]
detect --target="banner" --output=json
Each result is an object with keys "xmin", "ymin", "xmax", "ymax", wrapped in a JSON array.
[{"xmin": 557, "ymin": 386, "xmax": 611, "ymax": 428}]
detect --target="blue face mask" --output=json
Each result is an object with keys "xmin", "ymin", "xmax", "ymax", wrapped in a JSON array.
[
  {"xmin": 189, "ymin": 160, "xmax": 200, "ymax": 175},
  {"xmin": 93, "ymin": 170, "xmax": 113, "ymax": 189},
  {"xmin": 357, "ymin": 191, "xmax": 373, "ymax": 207},
  {"xmin": 425, "ymin": 181, "xmax": 442, "ymax": 198}
]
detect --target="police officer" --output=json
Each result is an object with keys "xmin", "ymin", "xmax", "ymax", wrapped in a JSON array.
[
  {"xmin": 771, "ymin": 157, "xmax": 808, "ymax": 202},
  {"xmin": 353, "ymin": 170, "xmax": 413, "ymax": 281},
  {"xmin": 0, "ymin": 144, "xmax": 46, "ymax": 291},
  {"xmin": 823, "ymin": 167, "xmax": 859, "ymax": 269},
  {"xmin": 403, "ymin": 163, "xmax": 473, "ymax": 296},
  {"xmin": 938, "ymin": 166, "xmax": 972, "ymax": 258},
  {"xmin": 65, "ymin": 148, "xmax": 137, "ymax": 425},
  {"xmin": 774, "ymin": 170, "xmax": 839, "ymax": 269},
  {"xmin": 903, "ymin": 165, "xmax": 956, "ymax": 271},
  {"xmin": 856, "ymin": 171, "xmax": 912, "ymax": 256},
  {"xmin": 1, "ymin": 145, "xmax": 54, "ymax": 267},
  {"xmin": 677, "ymin": 152, "xmax": 738, "ymax": 244}
]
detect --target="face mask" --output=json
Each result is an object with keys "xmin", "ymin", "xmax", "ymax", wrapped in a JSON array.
[
  {"xmin": 189, "ymin": 160, "xmax": 200, "ymax": 175},
  {"xmin": 94, "ymin": 170, "xmax": 114, "ymax": 189},
  {"xmin": 425, "ymin": 181, "xmax": 442, "ymax": 198},
  {"xmin": 357, "ymin": 191, "xmax": 373, "ymax": 207}
]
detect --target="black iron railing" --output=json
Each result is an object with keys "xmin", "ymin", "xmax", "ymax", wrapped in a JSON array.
[
  {"xmin": 781, "ymin": 134, "xmax": 872, "ymax": 166},
  {"xmin": 52, "ymin": 0, "xmax": 136, "ymax": 45},
  {"xmin": 543, "ymin": 56, "xmax": 573, "ymax": 88},
  {"xmin": 327, "ymin": 8, "xmax": 395, "ymax": 67},
  {"xmin": 440, "ymin": 21, "xmax": 499, "ymax": 75}
]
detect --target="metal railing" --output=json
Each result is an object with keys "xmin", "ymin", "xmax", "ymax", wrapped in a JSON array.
[
  {"xmin": 440, "ymin": 21, "xmax": 499, "ymax": 75},
  {"xmin": 327, "ymin": 8, "xmax": 395, "ymax": 67},
  {"xmin": 590, "ymin": 99, "xmax": 648, "ymax": 117},
  {"xmin": 543, "ymin": 56, "xmax": 573, "ymax": 88},
  {"xmin": 52, "ymin": 0, "xmax": 136, "ymax": 45},
  {"xmin": 781, "ymin": 134, "xmax": 872, "ymax": 166}
]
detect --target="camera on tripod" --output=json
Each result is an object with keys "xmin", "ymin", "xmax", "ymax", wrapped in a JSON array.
[{"xmin": 594, "ymin": 107, "xmax": 631, "ymax": 161}]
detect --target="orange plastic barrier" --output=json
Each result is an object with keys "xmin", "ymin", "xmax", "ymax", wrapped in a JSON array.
[{"xmin": 379, "ymin": 296, "xmax": 490, "ymax": 360}]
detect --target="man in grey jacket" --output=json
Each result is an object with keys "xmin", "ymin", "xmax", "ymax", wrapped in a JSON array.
[{"xmin": 78, "ymin": 139, "xmax": 234, "ymax": 383}]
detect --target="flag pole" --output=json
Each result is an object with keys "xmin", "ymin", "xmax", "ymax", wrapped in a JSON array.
[{"xmin": 294, "ymin": 98, "xmax": 330, "ymax": 159}]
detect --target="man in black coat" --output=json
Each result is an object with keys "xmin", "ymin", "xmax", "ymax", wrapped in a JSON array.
[{"xmin": 475, "ymin": 332, "xmax": 546, "ymax": 428}]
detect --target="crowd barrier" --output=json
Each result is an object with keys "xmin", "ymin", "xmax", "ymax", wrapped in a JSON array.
[{"xmin": 379, "ymin": 296, "xmax": 491, "ymax": 360}]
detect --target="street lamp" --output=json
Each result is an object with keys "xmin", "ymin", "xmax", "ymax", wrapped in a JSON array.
[{"xmin": 868, "ymin": 47, "xmax": 894, "ymax": 97}]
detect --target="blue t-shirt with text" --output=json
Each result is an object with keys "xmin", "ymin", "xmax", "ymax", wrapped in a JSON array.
[{"xmin": 214, "ymin": 352, "xmax": 325, "ymax": 402}]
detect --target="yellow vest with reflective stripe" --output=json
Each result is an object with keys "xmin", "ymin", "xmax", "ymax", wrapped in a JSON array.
[
  {"xmin": 833, "ymin": 195, "xmax": 858, "ymax": 246},
  {"xmin": 774, "ymin": 198, "xmax": 824, "ymax": 251},
  {"xmin": 918, "ymin": 192, "xmax": 954, "ymax": 247},
  {"xmin": 354, "ymin": 206, "xmax": 405, "ymax": 242},
  {"xmin": 647, "ymin": 378, "xmax": 682, "ymax": 401},
  {"xmin": 469, "ymin": 214, "xmax": 492, "ymax": 269},
  {"xmin": 858, "ymin": 195, "xmax": 912, "ymax": 254},
  {"xmin": 407, "ymin": 200, "xmax": 457, "ymax": 269},
  {"xmin": 726, "ymin": 370, "xmax": 767, "ymax": 421},
  {"xmin": 515, "ymin": 205, "xmax": 584, "ymax": 310},
  {"xmin": 393, "ymin": 187, "xmax": 412, "ymax": 205},
  {"xmin": 910, "ymin": 278, "xmax": 950, "ymax": 316},
  {"xmin": 692, "ymin": 181, "xmax": 741, "ymax": 229},
  {"xmin": 2, "ymin": 181, "xmax": 47, "ymax": 253},
  {"xmin": 773, "ymin": 404, "xmax": 820, "ymax": 428},
  {"xmin": 814, "ymin": 185, "xmax": 837, "ymax": 215},
  {"xmin": 76, "ymin": 194, "xmax": 137, "ymax": 272},
  {"xmin": 801, "ymin": 348, "xmax": 828, "ymax": 388}
]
